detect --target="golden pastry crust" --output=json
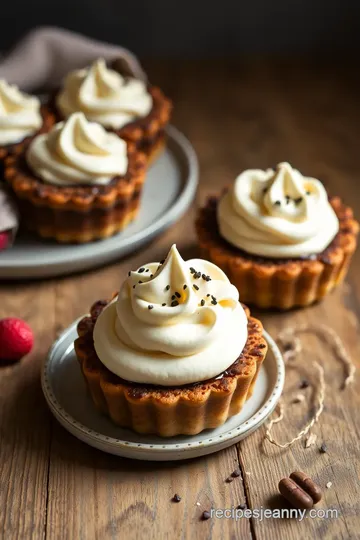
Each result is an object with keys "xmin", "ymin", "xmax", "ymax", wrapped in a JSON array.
[
  {"xmin": 3, "ymin": 143, "xmax": 147, "ymax": 243},
  {"xmin": 74, "ymin": 298, "xmax": 268, "ymax": 437},
  {"xmin": 196, "ymin": 195, "xmax": 359, "ymax": 309}
]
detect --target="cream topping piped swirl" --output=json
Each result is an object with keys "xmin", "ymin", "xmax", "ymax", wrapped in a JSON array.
[
  {"xmin": 0, "ymin": 79, "xmax": 42, "ymax": 145},
  {"xmin": 218, "ymin": 162, "xmax": 339, "ymax": 258},
  {"xmin": 26, "ymin": 112, "xmax": 128, "ymax": 186},
  {"xmin": 93, "ymin": 245, "xmax": 248, "ymax": 386},
  {"xmin": 56, "ymin": 58, "xmax": 152, "ymax": 129}
]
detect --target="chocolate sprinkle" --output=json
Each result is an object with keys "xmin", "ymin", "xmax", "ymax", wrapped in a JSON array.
[
  {"xmin": 133, "ymin": 285, "xmax": 136, "ymax": 289},
  {"xmin": 128, "ymin": 271, "xmax": 131, "ymax": 276},
  {"xmin": 190, "ymin": 267, "xmax": 195, "ymax": 274},
  {"xmin": 295, "ymin": 197, "xmax": 303, "ymax": 205},
  {"xmin": 175, "ymin": 292, "xmax": 181, "ymax": 298},
  {"xmin": 138, "ymin": 281, "xmax": 143, "ymax": 284},
  {"xmin": 162, "ymin": 303, "xmax": 166, "ymax": 306},
  {"xmin": 211, "ymin": 299, "xmax": 218, "ymax": 305},
  {"xmin": 172, "ymin": 494, "xmax": 182, "ymax": 503},
  {"xmin": 148, "ymin": 305, "xmax": 153, "ymax": 310},
  {"xmin": 201, "ymin": 299, "xmax": 205, "ymax": 306},
  {"xmin": 172, "ymin": 295, "xmax": 176, "ymax": 300},
  {"xmin": 138, "ymin": 268, "xmax": 145, "ymax": 273},
  {"xmin": 274, "ymin": 200, "xmax": 281, "ymax": 206},
  {"xmin": 171, "ymin": 300, "xmax": 179, "ymax": 307},
  {"xmin": 183, "ymin": 284, "xmax": 187, "ymax": 290},
  {"xmin": 306, "ymin": 191, "xmax": 311, "ymax": 195},
  {"xmin": 193, "ymin": 284, "xmax": 199, "ymax": 291},
  {"xmin": 206, "ymin": 294, "xmax": 211, "ymax": 297},
  {"xmin": 300, "ymin": 379, "xmax": 310, "ymax": 389},
  {"xmin": 201, "ymin": 511, "xmax": 211, "ymax": 521},
  {"xmin": 145, "ymin": 269, "xmax": 150, "ymax": 272},
  {"xmin": 165, "ymin": 285, "xmax": 170, "ymax": 291}
]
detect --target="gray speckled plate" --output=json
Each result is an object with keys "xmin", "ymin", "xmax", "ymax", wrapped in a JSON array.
[
  {"xmin": 0, "ymin": 125, "xmax": 198, "ymax": 279},
  {"xmin": 41, "ymin": 321, "xmax": 285, "ymax": 461}
]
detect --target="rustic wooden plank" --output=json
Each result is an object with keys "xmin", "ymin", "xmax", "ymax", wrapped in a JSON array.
[
  {"xmin": 46, "ymin": 431, "xmax": 250, "ymax": 539},
  {"xmin": 3, "ymin": 58, "xmax": 360, "ymax": 540},
  {"xmin": 222, "ymin": 59, "xmax": 360, "ymax": 539},
  {"xmin": 0, "ymin": 281, "xmax": 56, "ymax": 539},
  {"xmin": 45, "ymin": 156, "xmax": 249, "ymax": 540},
  {"xmin": 163, "ymin": 58, "xmax": 360, "ymax": 538},
  {"xmin": 238, "ymin": 289, "xmax": 360, "ymax": 540}
]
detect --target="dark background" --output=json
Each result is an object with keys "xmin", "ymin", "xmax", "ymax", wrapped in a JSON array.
[{"xmin": 2, "ymin": 0, "xmax": 360, "ymax": 56}]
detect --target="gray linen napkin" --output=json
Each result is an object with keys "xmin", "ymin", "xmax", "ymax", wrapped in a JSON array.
[{"xmin": 0, "ymin": 26, "xmax": 146, "ymax": 91}]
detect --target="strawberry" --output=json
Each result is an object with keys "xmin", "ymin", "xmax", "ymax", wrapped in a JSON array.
[
  {"xmin": 0, "ymin": 232, "xmax": 9, "ymax": 251},
  {"xmin": 0, "ymin": 318, "xmax": 34, "ymax": 362}
]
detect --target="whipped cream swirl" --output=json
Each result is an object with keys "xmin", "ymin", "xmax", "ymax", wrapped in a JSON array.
[
  {"xmin": 26, "ymin": 112, "xmax": 128, "ymax": 186},
  {"xmin": 56, "ymin": 58, "xmax": 152, "ymax": 129},
  {"xmin": 218, "ymin": 162, "xmax": 339, "ymax": 258},
  {"xmin": 93, "ymin": 245, "xmax": 248, "ymax": 386},
  {"xmin": 0, "ymin": 79, "xmax": 42, "ymax": 145}
]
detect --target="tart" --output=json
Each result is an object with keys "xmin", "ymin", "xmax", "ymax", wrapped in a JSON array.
[
  {"xmin": 0, "ymin": 80, "xmax": 55, "ymax": 169},
  {"xmin": 49, "ymin": 58, "xmax": 172, "ymax": 164},
  {"xmin": 196, "ymin": 162, "xmax": 359, "ymax": 309},
  {"xmin": 74, "ymin": 245, "xmax": 268, "ymax": 437},
  {"xmin": 4, "ymin": 112, "xmax": 146, "ymax": 243}
]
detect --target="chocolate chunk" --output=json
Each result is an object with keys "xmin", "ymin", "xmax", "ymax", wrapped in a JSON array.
[
  {"xmin": 201, "ymin": 510, "xmax": 211, "ymax": 521},
  {"xmin": 319, "ymin": 443, "xmax": 327, "ymax": 454}
]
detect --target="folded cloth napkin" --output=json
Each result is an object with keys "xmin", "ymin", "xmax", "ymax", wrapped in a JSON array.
[{"xmin": 0, "ymin": 26, "xmax": 146, "ymax": 91}]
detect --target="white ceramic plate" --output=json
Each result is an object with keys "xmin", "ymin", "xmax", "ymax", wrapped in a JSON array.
[
  {"xmin": 0, "ymin": 125, "xmax": 198, "ymax": 279},
  {"xmin": 42, "ymin": 320, "xmax": 285, "ymax": 461}
]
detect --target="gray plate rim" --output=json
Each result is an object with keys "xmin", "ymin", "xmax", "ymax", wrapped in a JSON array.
[{"xmin": 0, "ymin": 125, "xmax": 198, "ymax": 278}]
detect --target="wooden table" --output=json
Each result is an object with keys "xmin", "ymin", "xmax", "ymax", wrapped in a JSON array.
[{"xmin": 1, "ymin": 59, "xmax": 359, "ymax": 540}]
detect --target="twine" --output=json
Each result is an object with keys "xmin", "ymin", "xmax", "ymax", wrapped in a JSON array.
[{"xmin": 264, "ymin": 324, "xmax": 356, "ymax": 449}]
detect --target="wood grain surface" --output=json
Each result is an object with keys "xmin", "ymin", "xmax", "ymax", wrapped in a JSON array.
[{"xmin": 1, "ymin": 58, "xmax": 359, "ymax": 540}]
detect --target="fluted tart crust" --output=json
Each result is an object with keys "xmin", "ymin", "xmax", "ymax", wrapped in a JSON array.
[
  {"xmin": 4, "ymin": 144, "xmax": 147, "ymax": 243},
  {"xmin": 74, "ymin": 298, "xmax": 268, "ymax": 437},
  {"xmin": 196, "ymin": 195, "xmax": 359, "ymax": 309}
]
